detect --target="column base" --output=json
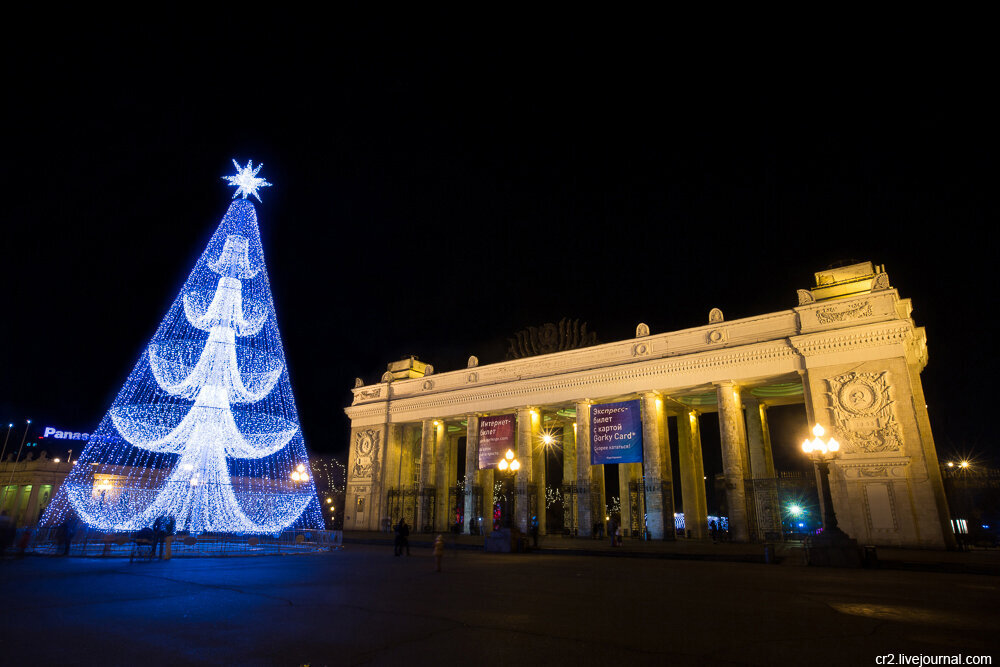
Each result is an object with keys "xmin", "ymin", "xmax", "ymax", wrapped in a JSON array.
[{"xmin": 804, "ymin": 529, "xmax": 862, "ymax": 568}]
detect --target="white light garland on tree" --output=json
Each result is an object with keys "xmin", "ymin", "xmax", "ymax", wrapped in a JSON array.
[{"xmin": 41, "ymin": 162, "xmax": 322, "ymax": 535}]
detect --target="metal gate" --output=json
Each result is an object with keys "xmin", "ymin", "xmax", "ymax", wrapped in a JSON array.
[
  {"xmin": 744, "ymin": 473, "xmax": 818, "ymax": 542},
  {"xmin": 627, "ymin": 480, "xmax": 677, "ymax": 540}
]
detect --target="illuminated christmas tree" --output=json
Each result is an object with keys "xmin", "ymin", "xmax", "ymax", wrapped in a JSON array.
[{"xmin": 41, "ymin": 160, "xmax": 323, "ymax": 534}]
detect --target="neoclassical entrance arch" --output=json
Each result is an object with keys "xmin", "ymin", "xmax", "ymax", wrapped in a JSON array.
[{"xmin": 343, "ymin": 262, "xmax": 953, "ymax": 549}]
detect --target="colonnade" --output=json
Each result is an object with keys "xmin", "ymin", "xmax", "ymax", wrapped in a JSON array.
[{"xmin": 372, "ymin": 382, "xmax": 781, "ymax": 542}]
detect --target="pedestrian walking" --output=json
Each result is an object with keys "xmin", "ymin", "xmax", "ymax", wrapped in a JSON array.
[
  {"xmin": 709, "ymin": 520, "xmax": 718, "ymax": 543},
  {"xmin": 393, "ymin": 518, "xmax": 402, "ymax": 556},
  {"xmin": 530, "ymin": 515, "xmax": 539, "ymax": 549},
  {"xmin": 16, "ymin": 527, "xmax": 32, "ymax": 558},
  {"xmin": 433, "ymin": 534, "xmax": 444, "ymax": 572}
]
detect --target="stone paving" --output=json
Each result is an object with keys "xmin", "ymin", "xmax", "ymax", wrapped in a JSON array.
[{"xmin": 2, "ymin": 542, "xmax": 999, "ymax": 666}]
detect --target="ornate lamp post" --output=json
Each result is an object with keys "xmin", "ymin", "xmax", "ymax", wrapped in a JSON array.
[
  {"xmin": 801, "ymin": 424, "xmax": 860, "ymax": 566},
  {"xmin": 496, "ymin": 449, "xmax": 520, "ymax": 528}
]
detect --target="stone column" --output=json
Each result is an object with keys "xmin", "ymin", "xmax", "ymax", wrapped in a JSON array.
[
  {"xmin": 417, "ymin": 420, "xmax": 435, "ymax": 532},
  {"xmin": 641, "ymin": 392, "xmax": 673, "ymax": 540},
  {"xmin": 593, "ymin": 463, "xmax": 607, "ymax": 536},
  {"xmin": 382, "ymin": 423, "xmax": 403, "ymax": 527},
  {"xmin": 463, "ymin": 415, "xmax": 480, "ymax": 534},
  {"xmin": 574, "ymin": 401, "xmax": 593, "ymax": 537},
  {"xmin": 23, "ymin": 482, "xmax": 41, "ymax": 527},
  {"xmin": 562, "ymin": 421, "xmax": 577, "ymax": 534},
  {"xmin": 677, "ymin": 410, "xmax": 708, "ymax": 539},
  {"xmin": 744, "ymin": 397, "xmax": 780, "ymax": 537},
  {"xmin": 716, "ymin": 382, "xmax": 750, "ymax": 542},
  {"xmin": 434, "ymin": 423, "xmax": 449, "ymax": 531},
  {"xmin": 744, "ymin": 397, "xmax": 776, "ymax": 478},
  {"xmin": 530, "ymin": 410, "xmax": 546, "ymax": 534},
  {"xmin": 515, "ymin": 408, "xmax": 534, "ymax": 533},
  {"xmin": 11, "ymin": 485, "xmax": 28, "ymax": 526},
  {"xmin": 618, "ymin": 463, "xmax": 633, "ymax": 536},
  {"xmin": 481, "ymin": 468, "xmax": 494, "ymax": 531}
]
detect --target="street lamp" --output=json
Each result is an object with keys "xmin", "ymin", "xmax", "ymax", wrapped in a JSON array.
[
  {"xmin": 801, "ymin": 424, "xmax": 844, "ymax": 535},
  {"xmin": 496, "ymin": 449, "xmax": 519, "ymax": 527},
  {"xmin": 801, "ymin": 424, "xmax": 860, "ymax": 566}
]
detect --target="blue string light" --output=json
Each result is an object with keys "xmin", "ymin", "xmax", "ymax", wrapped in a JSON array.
[{"xmin": 42, "ymin": 167, "xmax": 322, "ymax": 535}]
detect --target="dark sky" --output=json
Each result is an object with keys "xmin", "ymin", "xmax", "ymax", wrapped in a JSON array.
[{"xmin": 2, "ymin": 16, "xmax": 996, "ymax": 471}]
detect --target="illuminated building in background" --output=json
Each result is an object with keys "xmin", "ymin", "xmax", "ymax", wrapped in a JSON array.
[{"xmin": 344, "ymin": 262, "xmax": 954, "ymax": 549}]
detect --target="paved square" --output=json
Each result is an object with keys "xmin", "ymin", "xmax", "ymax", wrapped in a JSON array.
[{"xmin": 2, "ymin": 546, "xmax": 998, "ymax": 665}]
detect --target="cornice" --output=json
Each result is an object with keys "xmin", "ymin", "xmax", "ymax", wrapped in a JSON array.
[
  {"xmin": 345, "ymin": 339, "xmax": 800, "ymax": 421},
  {"xmin": 789, "ymin": 321, "xmax": 912, "ymax": 358}
]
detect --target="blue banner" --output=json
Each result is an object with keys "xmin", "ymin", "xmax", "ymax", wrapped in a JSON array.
[{"xmin": 590, "ymin": 399, "xmax": 643, "ymax": 464}]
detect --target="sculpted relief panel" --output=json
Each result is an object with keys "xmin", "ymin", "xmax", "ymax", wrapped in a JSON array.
[
  {"xmin": 816, "ymin": 300, "xmax": 873, "ymax": 324},
  {"xmin": 826, "ymin": 371, "xmax": 902, "ymax": 454},
  {"xmin": 353, "ymin": 429, "xmax": 381, "ymax": 479}
]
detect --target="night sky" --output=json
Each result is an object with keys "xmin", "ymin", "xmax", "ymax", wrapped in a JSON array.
[{"xmin": 3, "ymin": 18, "xmax": 996, "ymax": 474}]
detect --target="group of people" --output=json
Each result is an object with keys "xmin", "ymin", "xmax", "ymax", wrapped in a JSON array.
[
  {"xmin": 392, "ymin": 518, "xmax": 447, "ymax": 572},
  {"xmin": 149, "ymin": 515, "xmax": 176, "ymax": 559}
]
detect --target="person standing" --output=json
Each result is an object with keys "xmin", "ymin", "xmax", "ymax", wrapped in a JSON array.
[
  {"xmin": 433, "ymin": 534, "xmax": 444, "ymax": 572},
  {"xmin": 608, "ymin": 518, "xmax": 617, "ymax": 547},
  {"xmin": 163, "ymin": 515, "xmax": 176, "ymax": 560},
  {"xmin": 0, "ymin": 511, "xmax": 14, "ymax": 557},
  {"xmin": 530, "ymin": 515, "xmax": 539, "ymax": 549},
  {"xmin": 709, "ymin": 520, "xmax": 719, "ymax": 544},
  {"xmin": 61, "ymin": 513, "xmax": 78, "ymax": 556},
  {"xmin": 151, "ymin": 516, "xmax": 166, "ymax": 559},
  {"xmin": 399, "ymin": 518, "xmax": 410, "ymax": 556}
]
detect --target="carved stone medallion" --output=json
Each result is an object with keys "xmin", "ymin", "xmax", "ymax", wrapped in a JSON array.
[
  {"xmin": 353, "ymin": 429, "xmax": 381, "ymax": 479},
  {"xmin": 826, "ymin": 371, "xmax": 902, "ymax": 454}
]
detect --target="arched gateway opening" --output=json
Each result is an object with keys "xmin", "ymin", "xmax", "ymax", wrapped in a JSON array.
[{"xmin": 346, "ymin": 263, "xmax": 954, "ymax": 549}]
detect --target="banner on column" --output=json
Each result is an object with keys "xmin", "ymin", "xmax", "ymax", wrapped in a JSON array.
[
  {"xmin": 478, "ymin": 414, "xmax": 516, "ymax": 469},
  {"xmin": 591, "ymin": 399, "xmax": 643, "ymax": 464}
]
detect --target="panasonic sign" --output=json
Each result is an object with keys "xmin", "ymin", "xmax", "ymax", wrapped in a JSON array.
[{"xmin": 43, "ymin": 427, "xmax": 90, "ymax": 441}]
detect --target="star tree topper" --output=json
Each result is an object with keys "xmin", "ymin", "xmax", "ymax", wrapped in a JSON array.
[{"xmin": 223, "ymin": 159, "xmax": 272, "ymax": 201}]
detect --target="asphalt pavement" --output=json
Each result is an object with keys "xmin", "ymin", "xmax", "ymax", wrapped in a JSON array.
[{"xmin": 2, "ymin": 544, "xmax": 998, "ymax": 666}]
